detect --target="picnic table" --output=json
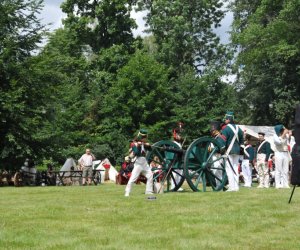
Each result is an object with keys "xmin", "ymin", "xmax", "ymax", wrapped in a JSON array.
[{"xmin": 54, "ymin": 169, "xmax": 104, "ymax": 186}]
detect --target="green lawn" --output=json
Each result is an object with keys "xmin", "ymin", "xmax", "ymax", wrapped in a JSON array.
[{"xmin": 1, "ymin": 183, "xmax": 300, "ymax": 250}]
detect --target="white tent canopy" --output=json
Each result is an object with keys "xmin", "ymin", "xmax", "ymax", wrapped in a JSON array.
[
  {"xmin": 239, "ymin": 125, "xmax": 276, "ymax": 151},
  {"xmin": 93, "ymin": 158, "xmax": 118, "ymax": 183},
  {"xmin": 60, "ymin": 158, "xmax": 79, "ymax": 177},
  {"xmin": 239, "ymin": 125, "xmax": 275, "ymax": 138}
]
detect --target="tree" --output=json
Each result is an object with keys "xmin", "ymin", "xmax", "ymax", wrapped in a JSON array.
[
  {"xmin": 96, "ymin": 51, "xmax": 172, "ymax": 162},
  {"xmin": 231, "ymin": 0, "xmax": 300, "ymax": 126},
  {"xmin": 171, "ymin": 68, "xmax": 239, "ymax": 143},
  {"xmin": 32, "ymin": 27, "xmax": 99, "ymax": 163},
  {"xmin": 61, "ymin": 0, "xmax": 137, "ymax": 53},
  {"xmin": 137, "ymin": 0, "xmax": 228, "ymax": 75},
  {"xmin": 0, "ymin": 0, "xmax": 46, "ymax": 168}
]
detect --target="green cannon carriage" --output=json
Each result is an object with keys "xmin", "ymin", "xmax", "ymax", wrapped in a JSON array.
[{"xmin": 146, "ymin": 137, "xmax": 228, "ymax": 192}]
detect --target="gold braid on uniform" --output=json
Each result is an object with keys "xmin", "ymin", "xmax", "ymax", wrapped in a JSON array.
[{"xmin": 211, "ymin": 130, "xmax": 220, "ymax": 137}]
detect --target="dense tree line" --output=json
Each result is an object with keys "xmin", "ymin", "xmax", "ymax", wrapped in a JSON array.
[
  {"xmin": 0, "ymin": 0, "xmax": 298, "ymax": 169},
  {"xmin": 230, "ymin": 0, "xmax": 300, "ymax": 126}
]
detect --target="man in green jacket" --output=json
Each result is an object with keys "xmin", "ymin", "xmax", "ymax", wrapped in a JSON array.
[
  {"xmin": 241, "ymin": 135, "xmax": 255, "ymax": 187},
  {"xmin": 221, "ymin": 112, "xmax": 244, "ymax": 192},
  {"xmin": 255, "ymin": 132, "xmax": 271, "ymax": 188}
]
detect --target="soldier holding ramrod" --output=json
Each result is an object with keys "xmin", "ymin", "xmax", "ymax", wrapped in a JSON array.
[{"xmin": 125, "ymin": 129, "xmax": 153, "ymax": 197}]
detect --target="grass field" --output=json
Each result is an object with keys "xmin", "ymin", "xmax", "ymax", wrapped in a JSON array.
[{"xmin": 1, "ymin": 183, "xmax": 300, "ymax": 250}]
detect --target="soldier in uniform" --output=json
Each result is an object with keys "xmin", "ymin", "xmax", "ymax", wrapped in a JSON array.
[
  {"xmin": 170, "ymin": 122, "xmax": 184, "ymax": 191},
  {"xmin": 241, "ymin": 135, "xmax": 255, "ymax": 187},
  {"xmin": 273, "ymin": 124, "xmax": 290, "ymax": 189},
  {"xmin": 255, "ymin": 132, "xmax": 271, "ymax": 188},
  {"xmin": 221, "ymin": 111, "xmax": 244, "ymax": 192},
  {"xmin": 125, "ymin": 129, "xmax": 153, "ymax": 196},
  {"xmin": 210, "ymin": 120, "xmax": 226, "ymax": 187}
]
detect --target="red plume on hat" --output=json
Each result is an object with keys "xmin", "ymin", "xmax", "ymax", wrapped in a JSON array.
[{"xmin": 173, "ymin": 122, "xmax": 184, "ymax": 140}]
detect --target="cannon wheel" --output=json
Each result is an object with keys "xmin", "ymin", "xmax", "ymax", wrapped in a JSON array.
[
  {"xmin": 184, "ymin": 136, "xmax": 227, "ymax": 192},
  {"xmin": 93, "ymin": 171, "xmax": 101, "ymax": 185},
  {"xmin": 146, "ymin": 140, "xmax": 185, "ymax": 192},
  {"xmin": 13, "ymin": 171, "xmax": 23, "ymax": 187}
]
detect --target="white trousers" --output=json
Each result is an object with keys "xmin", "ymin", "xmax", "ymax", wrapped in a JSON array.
[
  {"xmin": 274, "ymin": 151, "xmax": 290, "ymax": 188},
  {"xmin": 257, "ymin": 153, "xmax": 269, "ymax": 188},
  {"xmin": 241, "ymin": 159, "xmax": 252, "ymax": 187},
  {"xmin": 225, "ymin": 154, "xmax": 240, "ymax": 191},
  {"xmin": 125, "ymin": 157, "xmax": 153, "ymax": 195},
  {"xmin": 212, "ymin": 154, "xmax": 223, "ymax": 187},
  {"xmin": 170, "ymin": 169, "xmax": 183, "ymax": 189}
]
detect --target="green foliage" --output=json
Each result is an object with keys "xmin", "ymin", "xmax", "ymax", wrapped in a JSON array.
[
  {"xmin": 0, "ymin": 0, "xmax": 46, "ymax": 168},
  {"xmin": 171, "ymin": 68, "xmax": 239, "ymax": 142},
  {"xmin": 231, "ymin": 0, "xmax": 300, "ymax": 126},
  {"xmin": 96, "ymin": 50, "xmax": 172, "ymax": 161},
  {"xmin": 137, "ymin": 0, "xmax": 229, "ymax": 75},
  {"xmin": 61, "ymin": 0, "xmax": 137, "ymax": 52},
  {"xmin": 0, "ymin": 0, "xmax": 251, "ymax": 167}
]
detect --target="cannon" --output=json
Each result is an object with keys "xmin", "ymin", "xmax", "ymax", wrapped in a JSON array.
[
  {"xmin": 13, "ymin": 159, "xmax": 39, "ymax": 186},
  {"xmin": 146, "ymin": 136, "xmax": 227, "ymax": 192}
]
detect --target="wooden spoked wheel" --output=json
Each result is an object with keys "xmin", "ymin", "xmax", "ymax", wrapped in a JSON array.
[
  {"xmin": 13, "ymin": 172, "xmax": 23, "ymax": 187},
  {"xmin": 184, "ymin": 136, "xmax": 227, "ymax": 192},
  {"xmin": 146, "ymin": 140, "xmax": 185, "ymax": 192}
]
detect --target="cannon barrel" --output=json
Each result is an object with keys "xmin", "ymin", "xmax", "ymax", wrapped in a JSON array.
[{"xmin": 151, "ymin": 145, "xmax": 185, "ymax": 155}]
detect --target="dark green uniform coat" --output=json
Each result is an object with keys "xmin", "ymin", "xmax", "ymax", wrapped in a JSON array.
[
  {"xmin": 221, "ymin": 124, "xmax": 244, "ymax": 154},
  {"xmin": 256, "ymin": 140, "xmax": 271, "ymax": 161}
]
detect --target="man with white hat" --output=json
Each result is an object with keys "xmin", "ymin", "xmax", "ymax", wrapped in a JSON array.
[{"xmin": 125, "ymin": 129, "xmax": 153, "ymax": 196}]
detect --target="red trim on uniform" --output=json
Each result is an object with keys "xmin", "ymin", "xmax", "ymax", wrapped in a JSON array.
[
  {"xmin": 219, "ymin": 134, "xmax": 226, "ymax": 141},
  {"xmin": 221, "ymin": 124, "xmax": 227, "ymax": 130},
  {"xmin": 173, "ymin": 129, "xmax": 177, "ymax": 139}
]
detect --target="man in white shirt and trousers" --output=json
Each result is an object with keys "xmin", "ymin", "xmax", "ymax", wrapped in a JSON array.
[
  {"xmin": 79, "ymin": 148, "xmax": 95, "ymax": 186},
  {"xmin": 273, "ymin": 125, "xmax": 290, "ymax": 189}
]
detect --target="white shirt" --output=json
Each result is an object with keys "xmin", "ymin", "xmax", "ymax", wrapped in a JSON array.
[
  {"xmin": 79, "ymin": 154, "xmax": 94, "ymax": 167},
  {"xmin": 273, "ymin": 134, "xmax": 288, "ymax": 152},
  {"xmin": 289, "ymin": 135, "xmax": 296, "ymax": 151}
]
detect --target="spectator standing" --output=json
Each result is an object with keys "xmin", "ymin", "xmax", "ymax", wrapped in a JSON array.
[
  {"xmin": 79, "ymin": 148, "xmax": 95, "ymax": 186},
  {"xmin": 273, "ymin": 125, "xmax": 290, "ymax": 189},
  {"xmin": 221, "ymin": 111, "xmax": 244, "ymax": 192},
  {"xmin": 241, "ymin": 135, "xmax": 255, "ymax": 187},
  {"xmin": 125, "ymin": 129, "xmax": 153, "ymax": 197},
  {"xmin": 255, "ymin": 132, "xmax": 271, "ymax": 188}
]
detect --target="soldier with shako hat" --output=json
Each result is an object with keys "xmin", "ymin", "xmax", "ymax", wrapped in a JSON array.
[
  {"xmin": 124, "ymin": 129, "xmax": 154, "ymax": 197},
  {"xmin": 221, "ymin": 111, "xmax": 244, "ymax": 191},
  {"xmin": 172, "ymin": 122, "xmax": 184, "ymax": 147}
]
